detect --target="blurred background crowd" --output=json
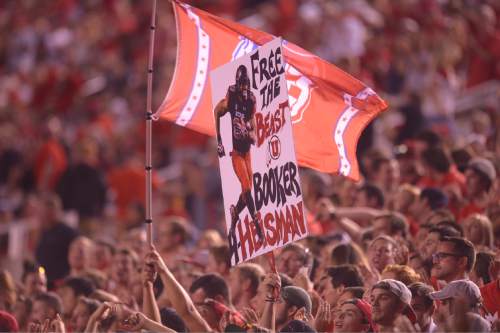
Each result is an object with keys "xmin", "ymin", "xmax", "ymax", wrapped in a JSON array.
[{"xmin": 0, "ymin": 0, "xmax": 499, "ymax": 332}]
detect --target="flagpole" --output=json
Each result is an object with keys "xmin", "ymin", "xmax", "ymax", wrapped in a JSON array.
[{"xmin": 145, "ymin": 0, "xmax": 157, "ymax": 247}]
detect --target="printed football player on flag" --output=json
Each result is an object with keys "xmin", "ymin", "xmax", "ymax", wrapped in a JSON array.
[{"xmin": 214, "ymin": 65, "xmax": 264, "ymax": 245}]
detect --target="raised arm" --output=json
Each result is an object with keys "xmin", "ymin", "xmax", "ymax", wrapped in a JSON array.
[
  {"xmin": 146, "ymin": 247, "xmax": 213, "ymax": 332},
  {"xmin": 259, "ymin": 272, "xmax": 281, "ymax": 331},
  {"xmin": 141, "ymin": 262, "xmax": 161, "ymax": 323}
]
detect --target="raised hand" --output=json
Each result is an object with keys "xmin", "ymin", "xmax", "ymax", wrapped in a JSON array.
[
  {"xmin": 120, "ymin": 312, "xmax": 146, "ymax": 332},
  {"xmin": 241, "ymin": 307, "xmax": 259, "ymax": 325},
  {"xmin": 263, "ymin": 272, "xmax": 281, "ymax": 301},
  {"xmin": 145, "ymin": 246, "xmax": 168, "ymax": 274},
  {"xmin": 142, "ymin": 262, "xmax": 157, "ymax": 286},
  {"xmin": 48, "ymin": 314, "xmax": 66, "ymax": 333},
  {"xmin": 314, "ymin": 301, "xmax": 333, "ymax": 333}
]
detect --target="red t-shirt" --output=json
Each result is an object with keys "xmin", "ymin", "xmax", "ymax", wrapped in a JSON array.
[
  {"xmin": 481, "ymin": 280, "xmax": 500, "ymax": 316},
  {"xmin": 458, "ymin": 202, "xmax": 486, "ymax": 222}
]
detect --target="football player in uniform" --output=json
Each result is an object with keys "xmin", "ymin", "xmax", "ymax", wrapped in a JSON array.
[{"xmin": 215, "ymin": 65, "xmax": 264, "ymax": 263}]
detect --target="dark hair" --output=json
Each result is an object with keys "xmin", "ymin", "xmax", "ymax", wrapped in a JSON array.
[
  {"xmin": 281, "ymin": 243, "xmax": 309, "ymax": 264},
  {"xmin": 429, "ymin": 225, "xmax": 461, "ymax": 239},
  {"xmin": 371, "ymin": 156, "xmax": 391, "ymax": 173},
  {"xmin": 378, "ymin": 212, "xmax": 409, "ymax": 238},
  {"xmin": 34, "ymin": 292, "xmax": 63, "ymax": 314},
  {"xmin": 61, "ymin": 277, "xmax": 95, "ymax": 297},
  {"xmin": 331, "ymin": 243, "xmax": 364, "ymax": 266},
  {"xmin": 359, "ymin": 183, "xmax": 385, "ymax": 208},
  {"xmin": 168, "ymin": 218, "xmax": 190, "ymax": 244},
  {"xmin": 326, "ymin": 265, "xmax": 364, "ymax": 288},
  {"xmin": 279, "ymin": 273, "xmax": 294, "ymax": 289},
  {"xmin": 473, "ymin": 252, "xmax": 495, "ymax": 285},
  {"xmin": 436, "ymin": 221, "xmax": 463, "ymax": 237},
  {"xmin": 451, "ymin": 148, "xmax": 473, "ymax": 173},
  {"xmin": 408, "ymin": 282, "xmax": 434, "ymax": 309},
  {"xmin": 237, "ymin": 264, "xmax": 264, "ymax": 296},
  {"xmin": 160, "ymin": 307, "xmax": 188, "ymax": 332},
  {"xmin": 421, "ymin": 147, "xmax": 451, "ymax": 173},
  {"xmin": 115, "ymin": 247, "xmax": 139, "ymax": 266},
  {"xmin": 429, "ymin": 209, "xmax": 456, "ymax": 224},
  {"xmin": 22, "ymin": 260, "xmax": 44, "ymax": 282},
  {"xmin": 189, "ymin": 273, "xmax": 230, "ymax": 304},
  {"xmin": 440, "ymin": 237, "xmax": 476, "ymax": 272},
  {"xmin": 95, "ymin": 239, "xmax": 116, "ymax": 255},
  {"xmin": 416, "ymin": 130, "xmax": 441, "ymax": 148},
  {"xmin": 342, "ymin": 286, "xmax": 365, "ymax": 299},
  {"xmin": 420, "ymin": 188, "xmax": 448, "ymax": 210},
  {"xmin": 78, "ymin": 297, "xmax": 100, "ymax": 315},
  {"xmin": 209, "ymin": 245, "xmax": 231, "ymax": 268}
]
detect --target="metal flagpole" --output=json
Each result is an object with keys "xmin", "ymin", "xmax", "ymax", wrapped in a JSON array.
[{"xmin": 145, "ymin": 0, "xmax": 157, "ymax": 246}]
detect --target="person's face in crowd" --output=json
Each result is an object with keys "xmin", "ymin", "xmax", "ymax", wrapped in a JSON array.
[
  {"xmin": 275, "ymin": 299, "xmax": 295, "ymax": 328},
  {"xmin": 337, "ymin": 290, "xmax": 357, "ymax": 305},
  {"xmin": 250, "ymin": 279, "xmax": 267, "ymax": 315},
  {"xmin": 41, "ymin": 198, "xmax": 61, "ymax": 228},
  {"xmin": 111, "ymin": 252, "xmax": 136, "ymax": 286},
  {"xmin": 190, "ymin": 287, "xmax": 208, "ymax": 306},
  {"xmin": 465, "ymin": 169, "xmax": 485, "ymax": 197},
  {"xmin": 157, "ymin": 222, "xmax": 178, "ymax": 252},
  {"xmin": 376, "ymin": 160, "xmax": 400, "ymax": 191},
  {"xmin": 411, "ymin": 295, "xmax": 434, "ymax": 330},
  {"xmin": 420, "ymin": 231, "xmax": 440, "ymax": 261},
  {"xmin": 24, "ymin": 270, "xmax": 47, "ymax": 296},
  {"xmin": 432, "ymin": 241, "xmax": 464, "ymax": 281},
  {"xmin": 463, "ymin": 218, "xmax": 483, "ymax": 245},
  {"xmin": 354, "ymin": 189, "xmax": 370, "ymax": 208},
  {"xmin": 435, "ymin": 298, "xmax": 453, "ymax": 324},
  {"xmin": 57, "ymin": 286, "xmax": 77, "ymax": 316},
  {"xmin": 334, "ymin": 303, "xmax": 369, "ymax": 333},
  {"xmin": 368, "ymin": 239, "xmax": 396, "ymax": 273},
  {"xmin": 71, "ymin": 301, "xmax": 91, "ymax": 332},
  {"xmin": 409, "ymin": 254, "xmax": 424, "ymax": 272},
  {"xmin": 372, "ymin": 216, "xmax": 391, "ymax": 238},
  {"xmin": 30, "ymin": 300, "xmax": 55, "ymax": 323},
  {"xmin": 206, "ymin": 253, "xmax": 226, "ymax": 276},
  {"xmin": 409, "ymin": 197, "xmax": 428, "ymax": 218},
  {"xmin": 317, "ymin": 274, "xmax": 343, "ymax": 307},
  {"xmin": 370, "ymin": 288, "xmax": 401, "ymax": 326},
  {"xmin": 13, "ymin": 299, "xmax": 30, "ymax": 329},
  {"xmin": 197, "ymin": 303, "xmax": 220, "ymax": 330},
  {"xmin": 93, "ymin": 244, "xmax": 113, "ymax": 271},
  {"xmin": 277, "ymin": 250, "xmax": 303, "ymax": 278},
  {"xmin": 124, "ymin": 229, "xmax": 147, "ymax": 258},
  {"xmin": 68, "ymin": 238, "xmax": 91, "ymax": 272},
  {"xmin": 393, "ymin": 190, "xmax": 413, "ymax": 213},
  {"xmin": 229, "ymin": 269, "xmax": 241, "ymax": 302}
]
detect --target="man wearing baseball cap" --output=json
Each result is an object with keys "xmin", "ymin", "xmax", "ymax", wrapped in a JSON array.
[
  {"xmin": 459, "ymin": 157, "xmax": 496, "ymax": 220},
  {"xmin": 275, "ymin": 286, "xmax": 312, "ymax": 330},
  {"xmin": 429, "ymin": 279, "xmax": 490, "ymax": 331},
  {"xmin": 370, "ymin": 279, "xmax": 417, "ymax": 332},
  {"xmin": 335, "ymin": 298, "xmax": 375, "ymax": 333}
]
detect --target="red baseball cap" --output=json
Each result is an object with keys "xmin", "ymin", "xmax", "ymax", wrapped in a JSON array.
[
  {"xmin": 340, "ymin": 299, "xmax": 377, "ymax": 332},
  {"xmin": 0, "ymin": 311, "xmax": 19, "ymax": 332}
]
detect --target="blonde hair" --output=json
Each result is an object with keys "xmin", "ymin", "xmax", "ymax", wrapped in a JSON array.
[
  {"xmin": 464, "ymin": 214, "xmax": 494, "ymax": 249},
  {"xmin": 0, "ymin": 270, "xmax": 17, "ymax": 311}
]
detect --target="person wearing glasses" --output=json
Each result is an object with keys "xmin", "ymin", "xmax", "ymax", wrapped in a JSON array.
[{"xmin": 432, "ymin": 236, "xmax": 476, "ymax": 284}]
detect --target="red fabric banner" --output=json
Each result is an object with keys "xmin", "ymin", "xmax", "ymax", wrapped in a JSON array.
[{"xmin": 155, "ymin": 0, "xmax": 388, "ymax": 180}]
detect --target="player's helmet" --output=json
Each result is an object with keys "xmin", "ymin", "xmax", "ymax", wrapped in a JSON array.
[{"xmin": 235, "ymin": 65, "xmax": 250, "ymax": 91}]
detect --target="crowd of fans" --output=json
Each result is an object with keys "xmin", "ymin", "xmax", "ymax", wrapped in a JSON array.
[{"xmin": 0, "ymin": 0, "xmax": 499, "ymax": 332}]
